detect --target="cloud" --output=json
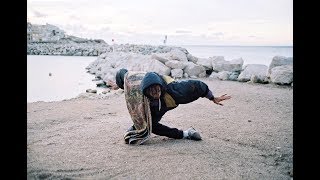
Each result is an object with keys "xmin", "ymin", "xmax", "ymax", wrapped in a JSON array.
[
  {"xmin": 27, "ymin": 0, "xmax": 292, "ymax": 46},
  {"xmin": 227, "ymin": 36, "xmax": 240, "ymax": 40},
  {"xmin": 175, "ymin": 30, "xmax": 192, "ymax": 34},
  {"xmin": 211, "ymin": 32, "xmax": 224, "ymax": 36},
  {"xmin": 32, "ymin": 10, "xmax": 47, "ymax": 18},
  {"xmin": 248, "ymin": 19, "xmax": 271, "ymax": 24},
  {"xmin": 100, "ymin": 27, "xmax": 111, "ymax": 32},
  {"xmin": 69, "ymin": 15, "xmax": 81, "ymax": 21}
]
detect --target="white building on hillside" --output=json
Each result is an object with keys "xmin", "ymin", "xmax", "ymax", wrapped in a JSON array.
[{"xmin": 27, "ymin": 22, "xmax": 66, "ymax": 42}]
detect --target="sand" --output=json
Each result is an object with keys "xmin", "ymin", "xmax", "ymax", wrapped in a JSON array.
[{"xmin": 27, "ymin": 78, "xmax": 293, "ymax": 179}]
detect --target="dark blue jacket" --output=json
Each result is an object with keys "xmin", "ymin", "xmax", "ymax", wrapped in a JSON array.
[{"xmin": 140, "ymin": 72, "xmax": 210, "ymax": 121}]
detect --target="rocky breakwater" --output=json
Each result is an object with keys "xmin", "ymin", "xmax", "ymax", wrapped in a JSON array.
[
  {"xmin": 27, "ymin": 37, "xmax": 109, "ymax": 56},
  {"xmin": 27, "ymin": 38, "xmax": 185, "ymax": 57},
  {"xmin": 85, "ymin": 47, "xmax": 293, "ymax": 88}
]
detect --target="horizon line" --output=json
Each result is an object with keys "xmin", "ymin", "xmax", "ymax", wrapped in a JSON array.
[{"xmin": 174, "ymin": 44, "xmax": 293, "ymax": 47}]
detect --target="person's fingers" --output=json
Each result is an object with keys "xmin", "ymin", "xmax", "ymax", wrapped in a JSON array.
[
  {"xmin": 224, "ymin": 96, "xmax": 231, "ymax": 100},
  {"xmin": 221, "ymin": 95, "xmax": 231, "ymax": 100},
  {"xmin": 223, "ymin": 94, "xmax": 231, "ymax": 98}
]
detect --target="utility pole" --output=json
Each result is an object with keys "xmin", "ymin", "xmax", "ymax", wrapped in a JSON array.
[
  {"xmin": 112, "ymin": 39, "xmax": 115, "ymax": 52},
  {"xmin": 163, "ymin": 35, "xmax": 167, "ymax": 45}
]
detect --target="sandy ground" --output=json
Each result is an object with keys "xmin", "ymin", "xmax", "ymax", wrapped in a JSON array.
[{"xmin": 27, "ymin": 78, "xmax": 293, "ymax": 179}]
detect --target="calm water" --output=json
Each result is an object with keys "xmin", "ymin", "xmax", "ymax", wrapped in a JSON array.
[
  {"xmin": 180, "ymin": 45, "xmax": 293, "ymax": 66},
  {"xmin": 27, "ymin": 45, "xmax": 293, "ymax": 102},
  {"xmin": 27, "ymin": 55, "xmax": 98, "ymax": 102}
]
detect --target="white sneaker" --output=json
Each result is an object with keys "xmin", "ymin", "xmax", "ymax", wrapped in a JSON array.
[{"xmin": 186, "ymin": 127, "xmax": 202, "ymax": 141}]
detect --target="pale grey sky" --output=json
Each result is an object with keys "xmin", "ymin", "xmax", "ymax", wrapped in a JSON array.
[{"xmin": 27, "ymin": 0, "xmax": 293, "ymax": 46}]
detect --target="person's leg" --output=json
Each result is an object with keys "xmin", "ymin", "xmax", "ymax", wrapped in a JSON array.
[
  {"xmin": 151, "ymin": 110, "xmax": 201, "ymax": 140},
  {"xmin": 152, "ymin": 122, "xmax": 184, "ymax": 139}
]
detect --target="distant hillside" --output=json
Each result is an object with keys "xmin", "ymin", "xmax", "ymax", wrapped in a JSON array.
[
  {"xmin": 27, "ymin": 22, "xmax": 106, "ymax": 43},
  {"xmin": 27, "ymin": 22, "xmax": 110, "ymax": 56},
  {"xmin": 26, "ymin": 22, "xmax": 184, "ymax": 56}
]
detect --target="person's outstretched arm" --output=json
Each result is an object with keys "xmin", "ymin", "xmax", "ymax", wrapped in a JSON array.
[{"xmin": 167, "ymin": 79, "xmax": 231, "ymax": 105}]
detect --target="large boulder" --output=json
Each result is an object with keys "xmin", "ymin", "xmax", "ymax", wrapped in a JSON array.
[
  {"xmin": 209, "ymin": 72, "xmax": 219, "ymax": 79},
  {"xmin": 229, "ymin": 72, "xmax": 240, "ymax": 81},
  {"xmin": 267, "ymin": 56, "xmax": 293, "ymax": 75},
  {"xmin": 183, "ymin": 62, "xmax": 206, "ymax": 77},
  {"xmin": 171, "ymin": 69, "xmax": 183, "ymax": 78},
  {"xmin": 270, "ymin": 65, "xmax": 293, "ymax": 85},
  {"xmin": 218, "ymin": 71, "xmax": 231, "ymax": 80},
  {"xmin": 165, "ymin": 60, "xmax": 187, "ymax": 69},
  {"xmin": 147, "ymin": 59, "xmax": 171, "ymax": 76},
  {"xmin": 237, "ymin": 64, "xmax": 268, "ymax": 83},
  {"xmin": 187, "ymin": 54, "xmax": 198, "ymax": 63},
  {"xmin": 196, "ymin": 58, "xmax": 212, "ymax": 70},
  {"xmin": 87, "ymin": 52, "xmax": 171, "ymax": 82},
  {"xmin": 166, "ymin": 48, "xmax": 188, "ymax": 62},
  {"xmin": 211, "ymin": 57, "xmax": 243, "ymax": 72},
  {"xmin": 151, "ymin": 53, "xmax": 170, "ymax": 64}
]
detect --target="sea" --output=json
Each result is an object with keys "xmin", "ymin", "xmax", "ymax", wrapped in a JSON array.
[
  {"xmin": 27, "ymin": 45, "xmax": 293, "ymax": 103},
  {"xmin": 180, "ymin": 45, "xmax": 292, "ymax": 66}
]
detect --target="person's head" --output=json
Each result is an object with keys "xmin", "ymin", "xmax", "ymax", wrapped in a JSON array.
[
  {"xmin": 115, "ymin": 68, "xmax": 128, "ymax": 89},
  {"xmin": 145, "ymin": 84, "xmax": 162, "ymax": 100},
  {"xmin": 140, "ymin": 72, "xmax": 166, "ymax": 100}
]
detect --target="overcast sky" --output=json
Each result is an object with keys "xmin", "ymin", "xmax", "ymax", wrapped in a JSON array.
[{"xmin": 27, "ymin": 0, "xmax": 293, "ymax": 46}]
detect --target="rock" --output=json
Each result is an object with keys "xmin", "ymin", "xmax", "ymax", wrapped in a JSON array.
[
  {"xmin": 187, "ymin": 54, "xmax": 198, "ymax": 63},
  {"xmin": 102, "ymin": 89, "xmax": 111, "ymax": 94},
  {"xmin": 92, "ymin": 77, "xmax": 101, "ymax": 81},
  {"xmin": 209, "ymin": 72, "xmax": 219, "ymax": 79},
  {"xmin": 212, "ymin": 57, "xmax": 243, "ymax": 72},
  {"xmin": 148, "ymin": 59, "xmax": 171, "ymax": 75},
  {"xmin": 151, "ymin": 53, "xmax": 169, "ymax": 64},
  {"xmin": 218, "ymin": 71, "xmax": 231, "ymax": 80},
  {"xmin": 196, "ymin": 58, "xmax": 212, "ymax": 70},
  {"xmin": 95, "ymin": 80, "xmax": 106, "ymax": 87},
  {"xmin": 198, "ymin": 71, "xmax": 207, "ymax": 78},
  {"xmin": 250, "ymin": 75, "xmax": 259, "ymax": 83},
  {"xmin": 270, "ymin": 65, "xmax": 293, "ymax": 85},
  {"xmin": 167, "ymin": 48, "xmax": 188, "ymax": 62},
  {"xmin": 86, "ymin": 89, "xmax": 97, "ymax": 93},
  {"xmin": 165, "ymin": 60, "xmax": 187, "ymax": 69},
  {"xmin": 229, "ymin": 72, "xmax": 240, "ymax": 81},
  {"xmin": 267, "ymin": 56, "xmax": 293, "ymax": 75},
  {"xmin": 171, "ymin": 69, "xmax": 183, "ymax": 78},
  {"xmin": 238, "ymin": 64, "xmax": 268, "ymax": 83},
  {"xmin": 183, "ymin": 62, "xmax": 206, "ymax": 77}
]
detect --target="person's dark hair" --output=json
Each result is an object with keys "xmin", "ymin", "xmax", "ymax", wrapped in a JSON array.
[{"xmin": 115, "ymin": 68, "xmax": 128, "ymax": 89}]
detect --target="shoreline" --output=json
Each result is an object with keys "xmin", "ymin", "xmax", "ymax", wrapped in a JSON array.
[{"xmin": 27, "ymin": 77, "xmax": 292, "ymax": 104}]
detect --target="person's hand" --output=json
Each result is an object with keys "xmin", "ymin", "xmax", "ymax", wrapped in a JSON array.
[
  {"xmin": 107, "ymin": 80, "xmax": 119, "ymax": 90},
  {"xmin": 211, "ymin": 94, "xmax": 231, "ymax": 106}
]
